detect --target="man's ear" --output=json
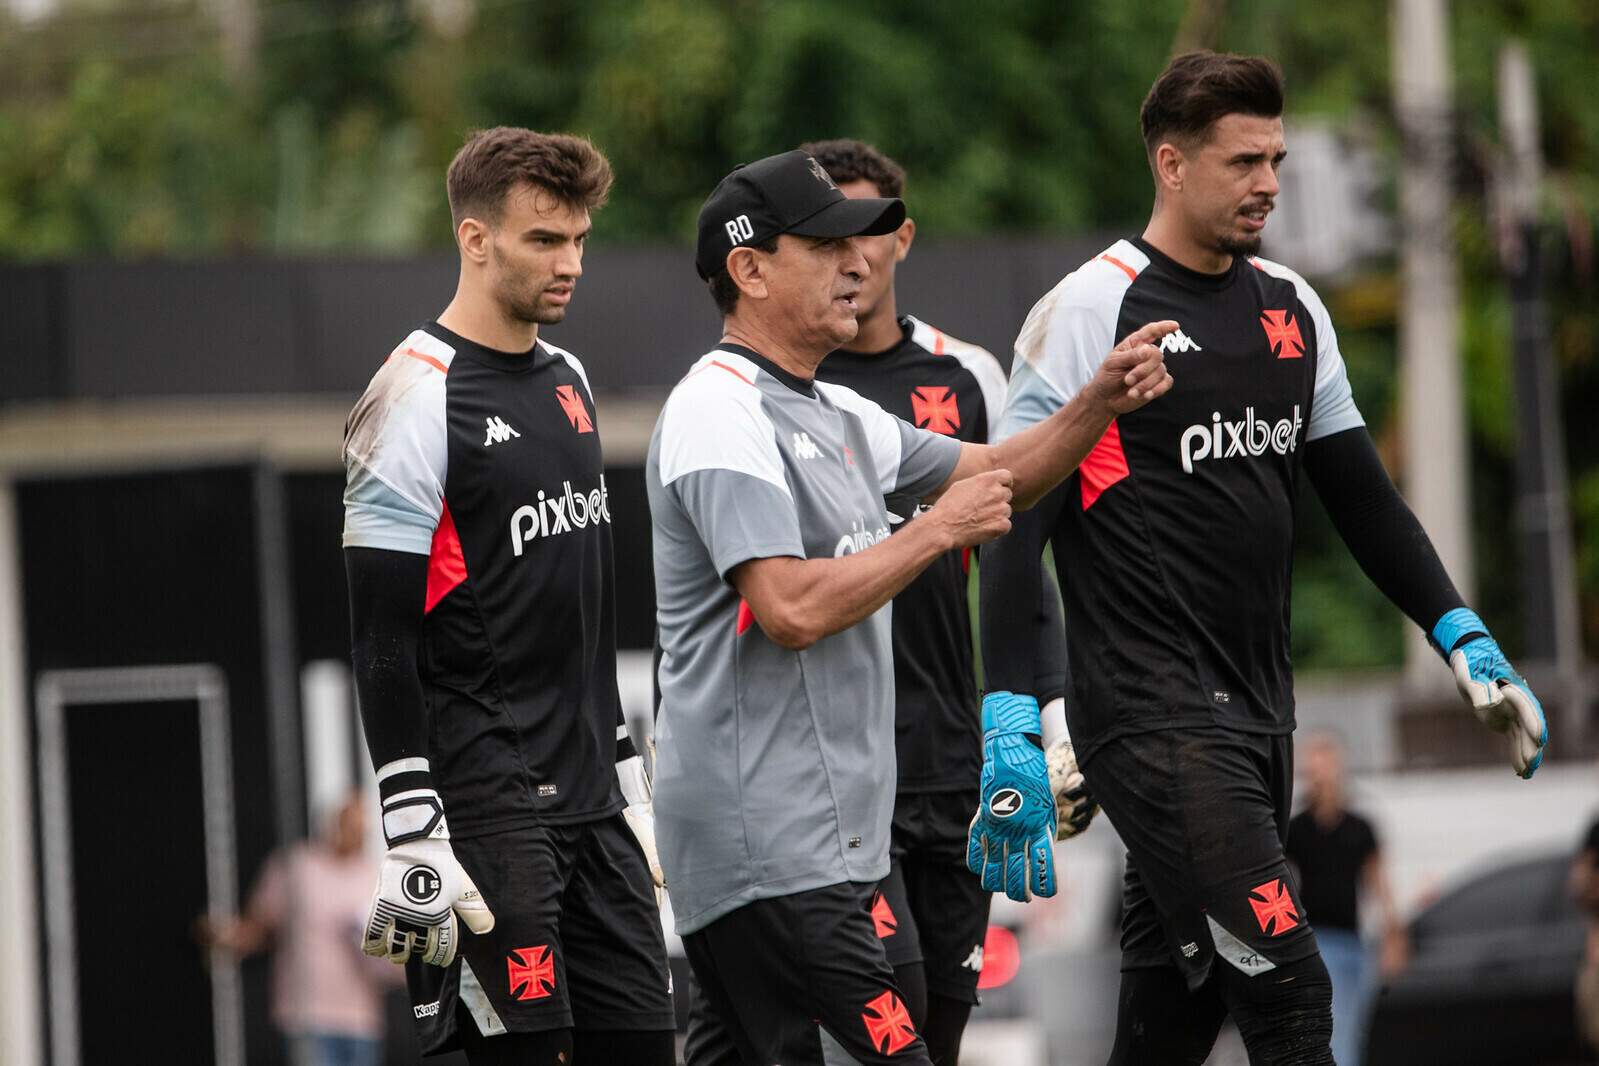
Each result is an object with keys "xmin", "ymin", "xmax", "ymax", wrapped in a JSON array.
[
  {"xmin": 727, "ymin": 246, "xmax": 771, "ymax": 302},
  {"xmin": 457, "ymin": 217, "xmax": 491, "ymax": 265},
  {"xmin": 1153, "ymin": 141, "xmax": 1186, "ymax": 196},
  {"xmin": 893, "ymin": 217, "xmax": 917, "ymax": 264}
]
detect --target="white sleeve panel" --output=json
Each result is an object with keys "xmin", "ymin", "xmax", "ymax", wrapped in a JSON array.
[
  {"xmin": 997, "ymin": 245, "xmax": 1139, "ymax": 441},
  {"xmin": 1250, "ymin": 257, "xmax": 1366, "ymax": 441},
  {"xmin": 341, "ymin": 330, "xmax": 454, "ymax": 541},
  {"xmin": 908, "ymin": 316, "xmax": 1009, "ymax": 440},
  {"xmin": 658, "ymin": 354, "xmax": 792, "ymax": 496},
  {"xmin": 342, "ymin": 462, "xmax": 436, "ymax": 554}
]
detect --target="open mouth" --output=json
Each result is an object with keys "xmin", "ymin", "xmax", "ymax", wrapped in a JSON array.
[
  {"xmin": 1239, "ymin": 204, "xmax": 1272, "ymax": 231},
  {"xmin": 834, "ymin": 290, "xmax": 860, "ymax": 312}
]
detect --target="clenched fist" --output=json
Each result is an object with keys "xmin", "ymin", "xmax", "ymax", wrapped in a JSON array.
[{"xmin": 928, "ymin": 468, "xmax": 1014, "ymax": 549}]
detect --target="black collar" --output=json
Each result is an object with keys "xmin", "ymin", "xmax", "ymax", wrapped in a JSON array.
[{"xmin": 717, "ymin": 342, "xmax": 816, "ymax": 397}]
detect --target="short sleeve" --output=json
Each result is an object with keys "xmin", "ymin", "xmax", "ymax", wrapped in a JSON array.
[
  {"xmin": 657, "ymin": 369, "xmax": 805, "ymax": 578},
  {"xmin": 995, "ymin": 290, "xmax": 1116, "ymax": 442},
  {"xmin": 341, "ymin": 347, "xmax": 449, "ymax": 554},
  {"xmin": 817, "ymin": 381, "xmax": 961, "ymax": 499}
]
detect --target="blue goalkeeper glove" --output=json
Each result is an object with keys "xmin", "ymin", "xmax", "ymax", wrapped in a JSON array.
[
  {"xmin": 967, "ymin": 692, "xmax": 1057, "ymax": 902},
  {"xmin": 1431, "ymin": 608, "xmax": 1548, "ymax": 779}
]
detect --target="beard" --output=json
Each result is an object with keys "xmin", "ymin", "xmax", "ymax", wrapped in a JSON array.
[
  {"xmin": 1216, "ymin": 229, "xmax": 1263, "ymax": 258},
  {"xmin": 498, "ymin": 276, "xmax": 567, "ymax": 325}
]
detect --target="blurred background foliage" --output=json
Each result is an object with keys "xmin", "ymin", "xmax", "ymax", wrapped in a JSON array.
[{"xmin": 1, "ymin": 0, "xmax": 1596, "ymax": 670}]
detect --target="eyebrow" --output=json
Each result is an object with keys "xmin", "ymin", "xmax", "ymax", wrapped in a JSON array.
[
  {"xmin": 524, "ymin": 227, "xmax": 591, "ymax": 241},
  {"xmin": 1230, "ymin": 149, "xmax": 1288, "ymax": 165}
]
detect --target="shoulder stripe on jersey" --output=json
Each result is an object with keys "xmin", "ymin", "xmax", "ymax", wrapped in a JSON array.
[
  {"xmin": 1098, "ymin": 254, "xmax": 1140, "ymax": 282},
  {"xmin": 395, "ymin": 347, "xmax": 449, "ymax": 374}
]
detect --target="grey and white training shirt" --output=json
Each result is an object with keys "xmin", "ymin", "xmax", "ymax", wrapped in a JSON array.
[{"xmin": 647, "ymin": 343, "xmax": 962, "ymax": 935}]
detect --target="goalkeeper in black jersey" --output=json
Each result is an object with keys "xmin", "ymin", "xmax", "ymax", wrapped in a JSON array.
[
  {"xmin": 342, "ymin": 128, "xmax": 674, "ymax": 1066},
  {"xmin": 979, "ymin": 53, "xmax": 1546, "ymax": 1065}
]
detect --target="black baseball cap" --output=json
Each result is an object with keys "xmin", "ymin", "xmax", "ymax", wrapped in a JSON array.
[{"xmin": 694, "ymin": 150, "xmax": 907, "ymax": 280}]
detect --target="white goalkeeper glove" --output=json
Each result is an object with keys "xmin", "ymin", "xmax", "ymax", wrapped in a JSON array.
[
  {"xmin": 1042, "ymin": 698, "xmax": 1099, "ymax": 841},
  {"xmin": 1430, "ymin": 608, "xmax": 1548, "ymax": 779},
  {"xmin": 618, "ymin": 730, "xmax": 665, "ymax": 907},
  {"xmin": 362, "ymin": 758, "xmax": 495, "ymax": 967}
]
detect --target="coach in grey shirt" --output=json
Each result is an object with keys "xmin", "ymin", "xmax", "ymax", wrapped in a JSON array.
[{"xmin": 647, "ymin": 149, "xmax": 1175, "ymax": 1065}]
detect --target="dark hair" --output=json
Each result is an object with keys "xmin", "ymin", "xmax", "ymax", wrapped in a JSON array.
[
  {"xmin": 797, "ymin": 138, "xmax": 906, "ymax": 199},
  {"xmin": 1139, "ymin": 51, "xmax": 1283, "ymax": 159},
  {"xmin": 446, "ymin": 127, "xmax": 613, "ymax": 228},
  {"xmin": 707, "ymin": 235, "xmax": 780, "ymax": 316}
]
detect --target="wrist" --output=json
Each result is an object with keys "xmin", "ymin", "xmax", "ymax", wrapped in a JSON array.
[
  {"xmin": 376, "ymin": 757, "xmax": 448, "ymax": 846},
  {"xmin": 1430, "ymin": 606, "xmax": 1488, "ymax": 659},
  {"xmin": 982, "ymin": 691, "xmax": 1042, "ymax": 736}
]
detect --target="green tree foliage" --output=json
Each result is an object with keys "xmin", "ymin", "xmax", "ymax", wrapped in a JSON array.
[{"xmin": 1, "ymin": 0, "xmax": 1596, "ymax": 667}]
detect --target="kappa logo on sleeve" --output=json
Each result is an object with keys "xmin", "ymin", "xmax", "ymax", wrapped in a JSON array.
[
  {"xmin": 507, "ymin": 945, "xmax": 557, "ymax": 1001},
  {"xmin": 1260, "ymin": 309, "xmax": 1305, "ymax": 359},
  {"xmin": 861, "ymin": 990, "xmax": 918, "ymax": 1055},
  {"xmin": 555, "ymin": 385, "xmax": 594, "ymax": 433}
]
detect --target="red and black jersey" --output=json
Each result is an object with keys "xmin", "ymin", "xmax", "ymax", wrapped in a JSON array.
[
  {"xmin": 816, "ymin": 315, "xmax": 1063, "ymax": 791},
  {"xmin": 342, "ymin": 322, "xmax": 624, "ymax": 836},
  {"xmin": 983, "ymin": 238, "xmax": 1365, "ymax": 765}
]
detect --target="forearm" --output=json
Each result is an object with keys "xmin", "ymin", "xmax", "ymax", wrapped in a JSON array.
[
  {"xmin": 345, "ymin": 547, "xmax": 431, "ymax": 775},
  {"xmin": 1304, "ymin": 428, "xmax": 1465, "ymax": 633},
  {"xmin": 979, "ymin": 483, "xmax": 1064, "ymax": 694},
  {"xmin": 735, "ymin": 518, "xmax": 953, "ymax": 650}
]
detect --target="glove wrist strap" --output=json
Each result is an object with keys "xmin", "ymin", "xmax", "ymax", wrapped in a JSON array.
[
  {"xmin": 982, "ymin": 691, "xmax": 1041, "ymax": 737},
  {"xmin": 1430, "ymin": 607, "xmax": 1489, "ymax": 660},
  {"xmin": 376, "ymin": 757, "xmax": 448, "ymax": 846}
]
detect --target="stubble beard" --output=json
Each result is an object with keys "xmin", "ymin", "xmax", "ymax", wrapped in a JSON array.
[{"xmin": 1217, "ymin": 230, "xmax": 1263, "ymax": 258}]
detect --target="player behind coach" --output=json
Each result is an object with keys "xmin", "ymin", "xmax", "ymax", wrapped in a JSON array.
[
  {"xmin": 342, "ymin": 127, "xmax": 674, "ymax": 1066},
  {"xmin": 645, "ymin": 149, "xmax": 1176, "ymax": 1065}
]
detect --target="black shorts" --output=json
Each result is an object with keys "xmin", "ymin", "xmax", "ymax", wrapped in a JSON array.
[
  {"xmin": 404, "ymin": 815, "xmax": 675, "ymax": 1054},
  {"xmin": 681, "ymin": 882, "xmax": 932, "ymax": 1065},
  {"xmin": 887, "ymin": 789, "xmax": 991, "ymax": 1004},
  {"xmin": 1083, "ymin": 727, "xmax": 1320, "ymax": 991}
]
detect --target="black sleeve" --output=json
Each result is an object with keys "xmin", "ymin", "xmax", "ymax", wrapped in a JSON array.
[
  {"xmin": 345, "ymin": 546, "xmax": 431, "ymax": 773},
  {"xmin": 1303, "ymin": 427, "xmax": 1465, "ymax": 634},
  {"xmin": 979, "ymin": 479, "xmax": 1067, "ymax": 697}
]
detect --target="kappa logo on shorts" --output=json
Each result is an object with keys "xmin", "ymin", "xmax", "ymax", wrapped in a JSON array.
[
  {"xmin": 507, "ymin": 945, "xmax": 557, "ymax": 1001},
  {"xmin": 870, "ymin": 892, "xmax": 898, "ymax": 939},
  {"xmin": 413, "ymin": 1000, "xmax": 440, "ymax": 1019},
  {"xmin": 555, "ymin": 384, "xmax": 594, "ymax": 433},
  {"xmin": 961, "ymin": 944, "xmax": 984, "ymax": 972},
  {"xmin": 1248, "ymin": 879, "xmax": 1300, "ymax": 936},
  {"xmin": 988, "ymin": 788, "xmax": 1024, "ymax": 818},
  {"xmin": 910, "ymin": 386, "xmax": 960, "ymax": 435},
  {"xmin": 861, "ymin": 990, "xmax": 917, "ymax": 1055}
]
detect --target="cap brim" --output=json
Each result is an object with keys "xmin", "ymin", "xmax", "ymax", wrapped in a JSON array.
[{"xmin": 786, "ymin": 196, "xmax": 906, "ymax": 240}]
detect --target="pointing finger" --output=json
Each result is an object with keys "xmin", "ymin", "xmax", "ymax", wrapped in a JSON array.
[{"xmin": 1115, "ymin": 320, "xmax": 1180, "ymax": 352}]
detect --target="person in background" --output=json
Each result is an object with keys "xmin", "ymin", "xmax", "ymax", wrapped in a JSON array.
[
  {"xmin": 1570, "ymin": 805, "xmax": 1599, "ymax": 1055},
  {"xmin": 197, "ymin": 791, "xmax": 400, "ymax": 1066},
  {"xmin": 1284, "ymin": 732, "xmax": 1407, "ymax": 1066}
]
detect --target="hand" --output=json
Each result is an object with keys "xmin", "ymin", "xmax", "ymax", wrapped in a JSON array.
[
  {"xmin": 1430, "ymin": 607, "xmax": 1548, "ymax": 779},
  {"xmin": 967, "ymin": 692, "xmax": 1057, "ymax": 902},
  {"xmin": 928, "ymin": 468, "xmax": 1013, "ymax": 549},
  {"xmin": 1045, "ymin": 737, "xmax": 1099, "ymax": 841},
  {"xmin": 363, "ymin": 774, "xmax": 494, "ymax": 967},
  {"xmin": 1378, "ymin": 925, "xmax": 1410, "ymax": 980},
  {"xmin": 1088, "ymin": 320, "xmax": 1179, "ymax": 416},
  {"xmin": 619, "ymin": 740, "xmax": 666, "ymax": 908}
]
